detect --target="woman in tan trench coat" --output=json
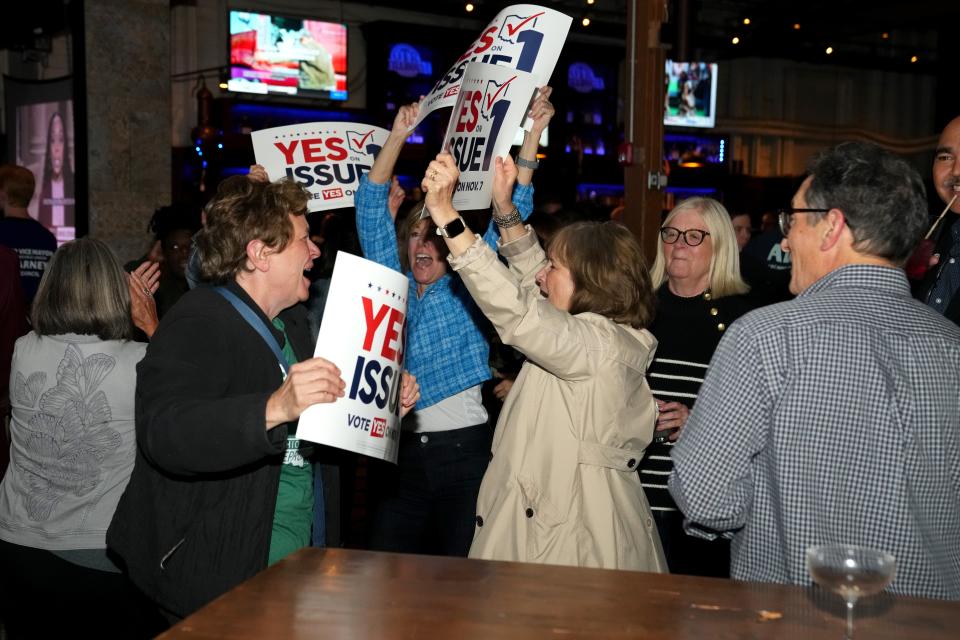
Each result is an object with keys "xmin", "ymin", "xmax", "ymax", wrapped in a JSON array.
[{"xmin": 419, "ymin": 150, "xmax": 666, "ymax": 572}]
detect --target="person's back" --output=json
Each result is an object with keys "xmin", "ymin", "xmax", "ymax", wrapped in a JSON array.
[
  {"xmin": 707, "ymin": 266, "xmax": 960, "ymax": 596},
  {"xmin": 0, "ymin": 164, "xmax": 57, "ymax": 306},
  {"xmin": 671, "ymin": 141, "xmax": 960, "ymax": 600}
]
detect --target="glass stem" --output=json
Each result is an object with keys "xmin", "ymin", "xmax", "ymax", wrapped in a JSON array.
[{"xmin": 845, "ymin": 599, "xmax": 855, "ymax": 639}]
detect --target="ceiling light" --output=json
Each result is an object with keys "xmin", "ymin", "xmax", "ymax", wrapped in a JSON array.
[
  {"xmin": 465, "ymin": 3, "xmax": 474, "ymax": 12},
  {"xmin": 582, "ymin": 17, "xmax": 591, "ymax": 27},
  {"xmin": 731, "ymin": 36, "xmax": 740, "ymax": 45},
  {"xmin": 587, "ymin": 0, "xmax": 595, "ymax": 4},
  {"xmin": 910, "ymin": 55, "xmax": 918, "ymax": 63},
  {"xmin": 881, "ymin": 32, "xmax": 889, "ymax": 40},
  {"xmin": 793, "ymin": 23, "xmax": 801, "ymax": 30},
  {"xmin": 743, "ymin": 18, "xmax": 751, "ymax": 25},
  {"xmin": 825, "ymin": 46, "xmax": 833, "ymax": 55}
]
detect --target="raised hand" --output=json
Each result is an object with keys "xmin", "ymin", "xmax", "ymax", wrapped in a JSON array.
[
  {"xmin": 421, "ymin": 151, "xmax": 460, "ymax": 223},
  {"xmin": 388, "ymin": 176, "xmax": 406, "ymax": 221},
  {"xmin": 528, "ymin": 85, "xmax": 555, "ymax": 135},
  {"xmin": 248, "ymin": 164, "xmax": 270, "ymax": 183},
  {"xmin": 390, "ymin": 101, "xmax": 421, "ymax": 139},
  {"xmin": 128, "ymin": 260, "xmax": 161, "ymax": 337}
]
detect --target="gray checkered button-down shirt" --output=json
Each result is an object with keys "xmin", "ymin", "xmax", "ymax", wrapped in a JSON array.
[{"xmin": 669, "ymin": 264, "xmax": 960, "ymax": 600}]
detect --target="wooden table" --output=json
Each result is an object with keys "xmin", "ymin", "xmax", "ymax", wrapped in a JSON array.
[{"xmin": 163, "ymin": 548, "xmax": 959, "ymax": 639}]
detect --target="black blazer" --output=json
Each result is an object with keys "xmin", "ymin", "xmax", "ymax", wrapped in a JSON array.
[{"xmin": 107, "ymin": 281, "xmax": 315, "ymax": 618}]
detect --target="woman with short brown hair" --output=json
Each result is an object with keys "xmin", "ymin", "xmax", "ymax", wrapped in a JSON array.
[
  {"xmin": 195, "ymin": 175, "xmax": 308, "ymax": 283},
  {"xmin": 548, "ymin": 221, "xmax": 655, "ymax": 329},
  {"xmin": 420, "ymin": 151, "xmax": 665, "ymax": 572}
]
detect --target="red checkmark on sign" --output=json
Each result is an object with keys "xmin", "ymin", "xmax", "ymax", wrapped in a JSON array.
[
  {"xmin": 485, "ymin": 76, "xmax": 517, "ymax": 110},
  {"xmin": 351, "ymin": 130, "xmax": 374, "ymax": 150},
  {"xmin": 505, "ymin": 12, "xmax": 544, "ymax": 37}
]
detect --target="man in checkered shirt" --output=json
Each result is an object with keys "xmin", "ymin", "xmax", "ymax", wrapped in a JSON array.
[{"xmin": 669, "ymin": 141, "xmax": 960, "ymax": 600}]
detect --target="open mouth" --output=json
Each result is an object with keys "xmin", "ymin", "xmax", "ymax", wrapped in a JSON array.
[{"xmin": 414, "ymin": 253, "xmax": 434, "ymax": 269}]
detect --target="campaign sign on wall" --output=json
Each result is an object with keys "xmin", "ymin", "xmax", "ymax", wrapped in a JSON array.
[
  {"xmin": 443, "ymin": 63, "xmax": 536, "ymax": 210},
  {"xmin": 297, "ymin": 252, "xmax": 409, "ymax": 463},
  {"xmin": 251, "ymin": 122, "xmax": 389, "ymax": 211},
  {"xmin": 412, "ymin": 4, "xmax": 571, "ymax": 130}
]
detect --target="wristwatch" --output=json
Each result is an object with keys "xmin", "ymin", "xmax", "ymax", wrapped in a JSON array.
[
  {"xmin": 435, "ymin": 216, "xmax": 467, "ymax": 238},
  {"xmin": 515, "ymin": 156, "xmax": 539, "ymax": 170}
]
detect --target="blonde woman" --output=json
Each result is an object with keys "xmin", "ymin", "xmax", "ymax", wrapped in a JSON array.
[{"xmin": 641, "ymin": 197, "xmax": 752, "ymax": 577}]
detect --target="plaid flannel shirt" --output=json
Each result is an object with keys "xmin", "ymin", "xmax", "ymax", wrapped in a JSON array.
[
  {"xmin": 669, "ymin": 265, "xmax": 960, "ymax": 600},
  {"xmin": 355, "ymin": 174, "xmax": 533, "ymax": 409}
]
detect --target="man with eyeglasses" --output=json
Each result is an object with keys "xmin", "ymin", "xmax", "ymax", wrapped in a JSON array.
[
  {"xmin": 668, "ymin": 141, "xmax": 960, "ymax": 599},
  {"xmin": 914, "ymin": 115, "xmax": 960, "ymax": 325}
]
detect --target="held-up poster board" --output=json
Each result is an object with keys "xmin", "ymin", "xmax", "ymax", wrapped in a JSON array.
[
  {"xmin": 412, "ymin": 4, "xmax": 571, "ymax": 130},
  {"xmin": 251, "ymin": 122, "xmax": 389, "ymax": 212},
  {"xmin": 442, "ymin": 63, "xmax": 536, "ymax": 211},
  {"xmin": 297, "ymin": 252, "xmax": 409, "ymax": 463}
]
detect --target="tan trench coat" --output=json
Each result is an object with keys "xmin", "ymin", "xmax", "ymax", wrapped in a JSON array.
[{"xmin": 450, "ymin": 229, "xmax": 667, "ymax": 572}]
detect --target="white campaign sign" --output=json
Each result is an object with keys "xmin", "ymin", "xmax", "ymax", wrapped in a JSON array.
[
  {"xmin": 297, "ymin": 252, "xmax": 409, "ymax": 463},
  {"xmin": 251, "ymin": 122, "xmax": 389, "ymax": 212},
  {"xmin": 442, "ymin": 63, "xmax": 536, "ymax": 210},
  {"xmin": 412, "ymin": 4, "xmax": 571, "ymax": 130}
]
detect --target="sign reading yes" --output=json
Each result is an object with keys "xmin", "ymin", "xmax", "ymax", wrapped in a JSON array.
[
  {"xmin": 251, "ymin": 122, "xmax": 389, "ymax": 212},
  {"xmin": 443, "ymin": 63, "xmax": 536, "ymax": 210},
  {"xmin": 411, "ymin": 4, "xmax": 571, "ymax": 131},
  {"xmin": 297, "ymin": 252, "xmax": 410, "ymax": 463}
]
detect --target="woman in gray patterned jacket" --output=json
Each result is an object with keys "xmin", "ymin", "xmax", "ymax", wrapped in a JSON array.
[{"xmin": 0, "ymin": 237, "xmax": 161, "ymax": 638}]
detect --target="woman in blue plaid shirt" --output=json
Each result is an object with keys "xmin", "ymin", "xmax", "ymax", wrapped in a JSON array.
[{"xmin": 356, "ymin": 90, "xmax": 553, "ymax": 556}]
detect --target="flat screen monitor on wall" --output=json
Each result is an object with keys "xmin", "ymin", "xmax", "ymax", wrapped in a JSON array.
[
  {"xmin": 228, "ymin": 9, "xmax": 348, "ymax": 100},
  {"xmin": 664, "ymin": 60, "xmax": 717, "ymax": 129}
]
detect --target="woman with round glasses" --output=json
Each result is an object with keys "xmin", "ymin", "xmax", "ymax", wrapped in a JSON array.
[{"xmin": 639, "ymin": 197, "xmax": 752, "ymax": 578}]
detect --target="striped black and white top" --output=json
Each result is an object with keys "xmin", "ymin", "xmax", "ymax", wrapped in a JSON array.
[{"xmin": 640, "ymin": 286, "xmax": 752, "ymax": 512}]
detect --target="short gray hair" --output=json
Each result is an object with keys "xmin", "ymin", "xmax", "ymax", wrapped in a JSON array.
[{"xmin": 805, "ymin": 142, "xmax": 927, "ymax": 263}]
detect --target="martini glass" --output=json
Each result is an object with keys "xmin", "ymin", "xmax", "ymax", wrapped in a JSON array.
[{"xmin": 806, "ymin": 544, "xmax": 897, "ymax": 639}]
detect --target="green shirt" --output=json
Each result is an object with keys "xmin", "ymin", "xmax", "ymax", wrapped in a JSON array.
[{"xmin": 267, "ymin": 317, "xmax": 314, "ymax": 565}]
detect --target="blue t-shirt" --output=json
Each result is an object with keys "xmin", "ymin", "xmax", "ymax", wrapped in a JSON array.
[{"xmin": 0, "ymin": 216, "xmax": 57, "ymax": 305}]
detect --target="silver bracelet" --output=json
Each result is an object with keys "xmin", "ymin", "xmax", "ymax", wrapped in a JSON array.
[
  {"xmin": 493, "ymin": 206, "xmax": 522, "ymax": 228},
  {"xmin": 515, "ymin": 156, "xmax": 539, "ymax": 170}
]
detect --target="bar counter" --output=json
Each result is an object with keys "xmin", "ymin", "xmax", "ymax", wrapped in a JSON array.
[{"xmin": 162, "ymin": 547, "xmax": 959, "ymax": 639}]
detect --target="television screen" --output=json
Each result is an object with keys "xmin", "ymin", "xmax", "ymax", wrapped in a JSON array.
[
  {"xmin": 664, "ymin": 61, "xmax": 717, "ymax": 129},
  {"xmin": 228, "ymin": 10, "xmax": 347, "ymax": 100}
]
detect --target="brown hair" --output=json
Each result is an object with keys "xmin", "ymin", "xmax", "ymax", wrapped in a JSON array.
[
  {"xmin": 195, "ymin": 176, "xmax": 309, "ymax": 283},
  {"xmin": 0, "ymin": 164, "xmax": 36, "ymax": 208},
  {"xmin": 31, "ymin": 237, "xmax": 134, "ymax": 340},
  {"xmin": 548, "ymin": 221, "xmax": 655, "ymax": 329}
]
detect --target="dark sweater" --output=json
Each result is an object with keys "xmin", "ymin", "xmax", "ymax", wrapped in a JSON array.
[
  {"xmin": 107, "ymin": 282, "xmax": 314, "ymax": 618},
  {"xmin": 639, "ymin": 286, "xmax": 752, "ymax": 511}
]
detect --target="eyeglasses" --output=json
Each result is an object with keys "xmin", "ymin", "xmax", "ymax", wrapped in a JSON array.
[
  {"xmin": 777, "ymin": 208, "xmax": 830, "ymax": 237},
  {"xmin": 660, "ymin": 226, "xmax": 710, "ymax": 247}
]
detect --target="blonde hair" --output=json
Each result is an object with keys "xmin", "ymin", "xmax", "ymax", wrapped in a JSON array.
[
  {"xmin": 650, "ymin": 197, "xmax": 749, "ymax": 298},
  {"xmin": 31, "ymin": 238, "xmax": 134, "ymax": 340}
]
